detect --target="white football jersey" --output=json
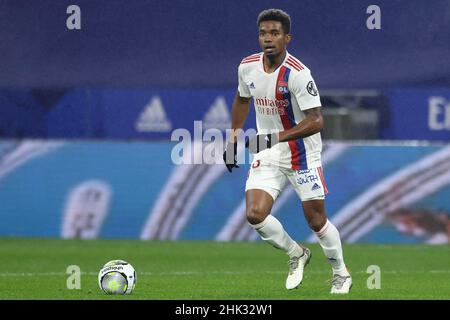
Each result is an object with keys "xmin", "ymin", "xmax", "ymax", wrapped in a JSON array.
[{"xmin": 238, "ymin": 51, "xmax": 322, "ymax": 170}]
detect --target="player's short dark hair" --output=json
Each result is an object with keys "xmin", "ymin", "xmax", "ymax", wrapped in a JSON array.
[{"xmin": 257, "ymin": 9, "xmax": 291, "ymax": 34}]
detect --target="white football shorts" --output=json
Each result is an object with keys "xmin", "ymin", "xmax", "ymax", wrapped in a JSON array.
[{"xmin": 245, "ymin": 159, "xmax": 328, "ymax": 202}]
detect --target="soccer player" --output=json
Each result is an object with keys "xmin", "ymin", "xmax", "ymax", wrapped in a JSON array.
[{"xmin": 223, "ymin": 9, "xmax": 352, "ymax": 294}]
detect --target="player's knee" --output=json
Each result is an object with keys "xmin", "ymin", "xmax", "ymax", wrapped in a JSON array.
[
  {"xmin": 308, "ymin": 216, "xmax": 327, "ymax": 232},
  {"xmin": 246, "ymin": 204, "xmax": 268, "ymax": 225}
]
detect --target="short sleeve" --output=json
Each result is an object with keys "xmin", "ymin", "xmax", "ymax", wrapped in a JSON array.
[
  {"xmin": 289, "ymin": 70, "xmax": 322, "ymax": 111},
  {"xmin": 237, "ymin": 64, "xmax": 252, "ymax": 98}
]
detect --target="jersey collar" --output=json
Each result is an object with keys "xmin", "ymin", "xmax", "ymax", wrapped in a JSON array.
[{"xmin": 261, "ymin": 50, "xmax": 290, "ymax": 74}]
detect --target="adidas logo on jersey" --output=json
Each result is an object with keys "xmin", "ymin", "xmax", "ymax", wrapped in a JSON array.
[
  {"xmin": 203, "ymin": 96, "xmax": 231, "ymax": 130},
  {"xmin": 311, "ymin": 183, "xmax": 321, "ymax": 191},
  {"xmin": 136, "ymin": 96, "xmax": 172, "ymax": 132},
  {"xmin": 249, "ymin": 82, "xmax": 256, "ymax": 89}
]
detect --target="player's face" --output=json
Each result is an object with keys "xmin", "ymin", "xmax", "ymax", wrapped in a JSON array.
[{"xmin": 258, "ymin": 21, "xmax": 291, "ymax": 57}]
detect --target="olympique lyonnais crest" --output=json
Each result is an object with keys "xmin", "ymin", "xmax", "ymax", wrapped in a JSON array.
[{"xmin": 278, "ymin": 80, "xmax": 289, "ymax": 94}]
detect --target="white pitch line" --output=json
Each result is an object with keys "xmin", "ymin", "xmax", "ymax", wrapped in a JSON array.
[{"xmin": 1, "ymin": 270, "xmax": 449, "ymax": 277}]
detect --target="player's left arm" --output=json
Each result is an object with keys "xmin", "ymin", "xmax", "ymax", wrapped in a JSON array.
[
  {"xmin": 278, "ymin": 107, "xmax": 323, "ymax": 142},
  {"xmin": 245, "ymin": 70, "xmax": 323, "ymax": 153},
  {"xmin": 245, "ymin": 106, "xmax": 323, "ymax": 153},
  {"xmin": 278, "ymin": 70, "xmax": 323, "ymax": 142}
]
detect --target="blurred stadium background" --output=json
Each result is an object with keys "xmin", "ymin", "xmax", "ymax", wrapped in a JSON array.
[{"xmin": 1, "ymin": 0, "xmax": 450, "ymax": 246}]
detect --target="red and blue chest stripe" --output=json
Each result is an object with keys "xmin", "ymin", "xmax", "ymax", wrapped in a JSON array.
[{"xmin": 275, "ymin": 66, "xmax": 307, "ymax": 170}]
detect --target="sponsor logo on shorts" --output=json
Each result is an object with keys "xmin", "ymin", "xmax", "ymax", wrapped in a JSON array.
[
  {"xmin": 297, "ymin": 169, "xmax": 312, "ymax": 175},
  {"xmin": 311, "ymin": 183, "xmax": 321, "ymax": 191},
  {"xmin": 296, "ymin": 173, "xmax": 319, "ymax": 185}
]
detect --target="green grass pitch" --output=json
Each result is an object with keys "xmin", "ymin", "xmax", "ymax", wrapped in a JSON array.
[{"xmin": 0, "ymin": 238, "xmax": 449, "ymax": 300}]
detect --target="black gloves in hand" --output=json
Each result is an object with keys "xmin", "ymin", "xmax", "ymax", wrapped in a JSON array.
[
  {"xmin": 245, "ymin": 133, "xmax": 279, "ymax": 154},
  {"xmin": 223, "ymin": 141, "xmax": 239, "ymax": 172},
  {"xmin": 223, "ymin": 133, "xmax": 279, "ymax": 172}
]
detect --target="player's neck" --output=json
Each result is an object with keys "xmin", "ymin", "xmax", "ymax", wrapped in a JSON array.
[{"xmin": 263, "ymin": 51, "xmax": 287, "ymax": 73}]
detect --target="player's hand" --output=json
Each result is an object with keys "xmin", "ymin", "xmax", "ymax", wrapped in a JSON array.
[
  {"xmin": 245, "ymin": 133, "xmax": 279, "ymax": 154},
  {"xmin": 223, "ymin": 141, "xmax": 239, "ymax": 172}
]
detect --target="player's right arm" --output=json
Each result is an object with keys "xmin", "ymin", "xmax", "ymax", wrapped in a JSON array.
[
  {"xmin": 223, "ymin": 64, "xmax": 252, "ymax": 172},
  {"xmin": 229, "ymin": 93, "xmax": 251, "ymax": 143},
  {"xmin": 223, "ymin": 93, "xmax": 251, "ymax": 172}
]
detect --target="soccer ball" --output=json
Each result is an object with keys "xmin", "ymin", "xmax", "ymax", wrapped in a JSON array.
[{"xmin": 98, "ymin": 259, "xmax": 136, "ymax": 295}]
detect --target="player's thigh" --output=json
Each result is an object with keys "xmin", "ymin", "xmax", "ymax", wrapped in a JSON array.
[
  {"xmin": 285, "ymin": 166, "xmax": 328, "ymax": 202},
  {"xmin": 245, "ymin": 160, "xmax": 287, "ymax": 202},
  {"xmin": 285, "ymin": 166, "xmax": 329, "ymax": 231},
  {"xmin": 245, "ymin": 160, "xmax": 286, "ymax": 223}
]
